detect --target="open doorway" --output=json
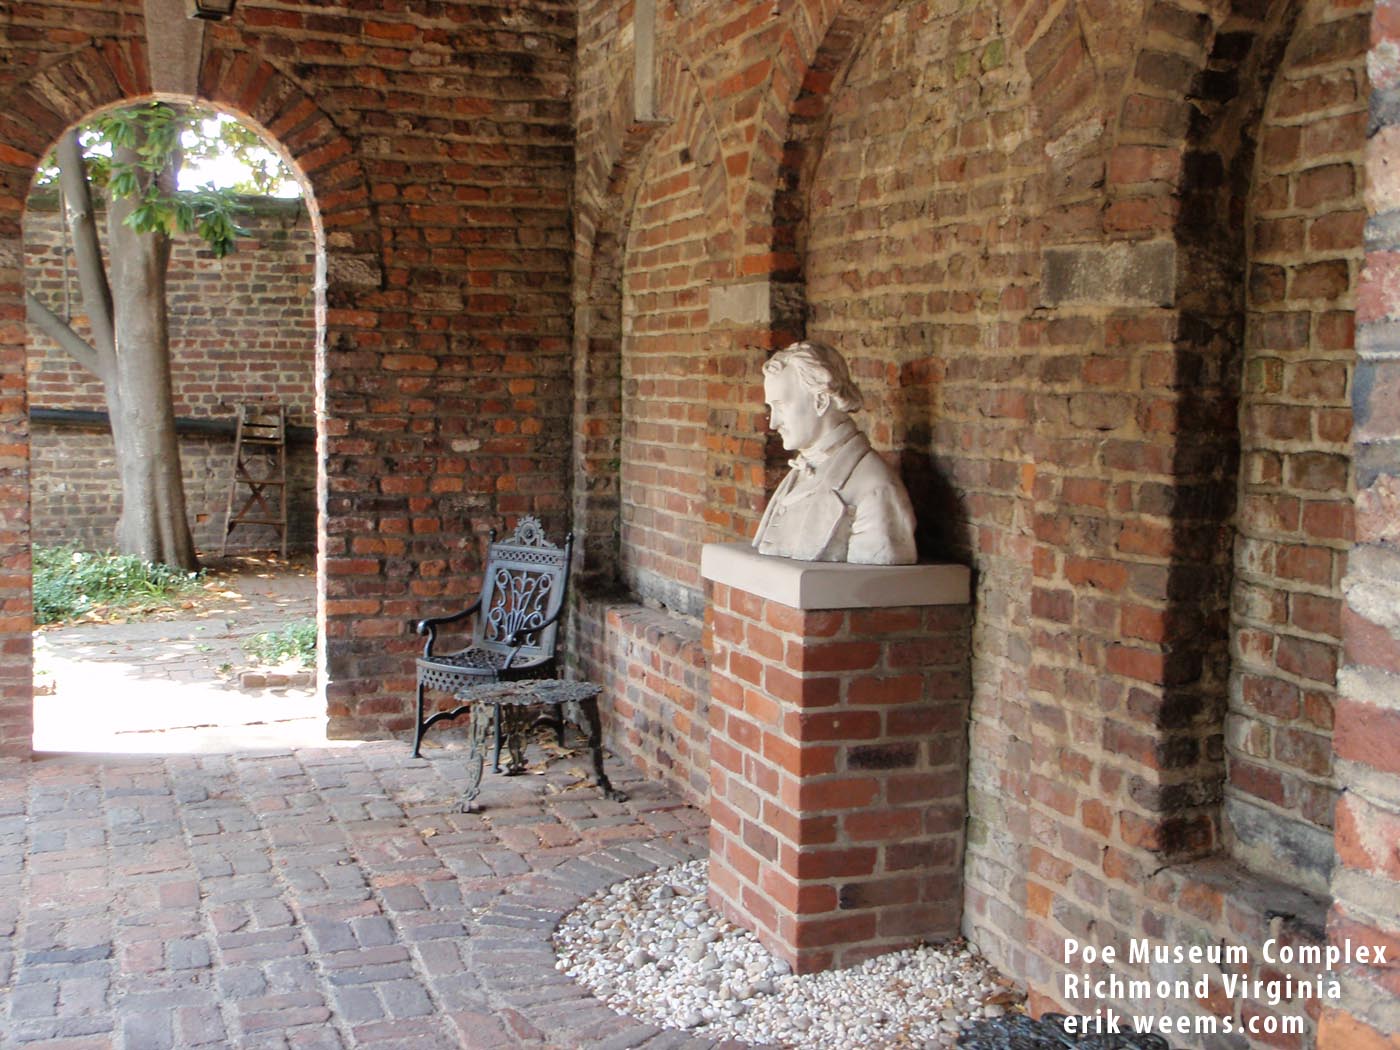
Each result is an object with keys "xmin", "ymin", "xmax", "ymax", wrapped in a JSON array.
[{"xmin": 23, "ymin": 103, "xmax": 330, "ymax": 753}]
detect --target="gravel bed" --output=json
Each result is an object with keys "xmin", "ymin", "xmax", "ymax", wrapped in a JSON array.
[{"xmin": 553, "ymin": 859, "xmax": 1024, "ymax": 1048}]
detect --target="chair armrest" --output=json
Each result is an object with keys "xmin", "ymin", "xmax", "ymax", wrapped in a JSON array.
[
  {"xmin": 502, "ymin": 587, "xmax": 570, "ymax": 647},
  {"xmin": 499, "ymin": 592, "xmax": 570, "ymax": 668},
  {"xmin": 415, "ymin": 599, "xmax": 483, "ymax": 657}
]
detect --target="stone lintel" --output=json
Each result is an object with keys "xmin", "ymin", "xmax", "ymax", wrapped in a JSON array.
[
  {"xmin": 1040, "ymin": 241, "xmax": 1175, "ymax": 308},
  {"xmin": 145, "ymin": 0, "xmax": 206, "ymax": 98},
  {"xmin": 707, "ymin": 282, "xmax": 770, "ymax": 326},
  {"xmin": 700, "ymin": 541, "xmax": 969, "ymax": 610}
]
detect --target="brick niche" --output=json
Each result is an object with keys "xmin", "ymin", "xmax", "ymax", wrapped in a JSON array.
[{"xmin": 702, "ymin": 542, "xmax": 972, "ymax": 972}]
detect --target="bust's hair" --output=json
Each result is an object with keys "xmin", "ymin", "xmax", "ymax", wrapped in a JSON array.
[{"xmin": 763, "ymin": 341, "xmax": 864, "ymax": 414}]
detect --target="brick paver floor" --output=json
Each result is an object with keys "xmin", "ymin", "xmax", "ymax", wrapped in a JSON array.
[{"xmin": 0, "ymin": 738, "xmax": 731, "ymax": 1049}]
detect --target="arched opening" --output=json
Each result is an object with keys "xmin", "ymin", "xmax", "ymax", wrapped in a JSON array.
[
  {"xmin": 21, "ymin": 100, "xmax": 330, "ymax": 756},
  {"xmin": 1222, "ymin": 0, "xmax": 1364, "ymax": 896},
  {"xmin": 0, "ymin": 28, "xmax": 388, "ymax": 754},
  {"xmin": 768, "ymin": 0, "xmax": 1039, "ymax": 973},
  {"xmin": 22, "ymin": 100, "xmax": 330, "ymax": 752}
]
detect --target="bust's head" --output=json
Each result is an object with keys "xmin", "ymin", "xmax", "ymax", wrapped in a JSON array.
[{"xmin": 762, "ymin": 341, "xmax": 864, "ymax": 452}]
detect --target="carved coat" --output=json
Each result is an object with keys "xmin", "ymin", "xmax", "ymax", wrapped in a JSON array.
[{"xmin": 753, "ymin": 420, "xmax": 917, "ymax": 565}]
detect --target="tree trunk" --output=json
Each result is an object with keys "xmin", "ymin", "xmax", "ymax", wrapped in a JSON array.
[{"xmin": 105, "ymin": 142, "xmax": 199, "ymax": 572}]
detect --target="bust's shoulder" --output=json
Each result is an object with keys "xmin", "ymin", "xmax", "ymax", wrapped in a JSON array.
[{"xmin": 841, "ymin": 444, "xmax": 902, "ymax": 494}]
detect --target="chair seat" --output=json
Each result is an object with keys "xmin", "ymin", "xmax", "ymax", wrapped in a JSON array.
[{"xmin": 417, "ymin": 646, "xmax": 552, "ymax": 693}]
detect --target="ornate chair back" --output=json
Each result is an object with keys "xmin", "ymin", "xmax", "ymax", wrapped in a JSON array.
[{"xmin": 472, "ymin": 519, "xmax": 571, "ymax": 669}]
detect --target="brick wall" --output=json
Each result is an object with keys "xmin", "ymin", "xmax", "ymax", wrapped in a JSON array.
[
  {"xmin": 0, "ymin": 2, "xmax": 577, "ymax": 748},
  {"xmin": 27, "ymin": 428, "xmax": 315, "ymax": 554},
  {"xmin": 1227, "ymin": 0, "xmax": 1366, "ymax": 896},
  {"xmin": 24, "ymin": 197, "xmax": 317, "ymax": 553},
  {"xmin": 570, "ymin": 0, "xmax": 1396, "ymax": 1044},
  {"xmin": 1326, "ymin": 1, "xmax": 1400, "ymax": 1042},
  {"xmin": 573, "ymin": 595, "xmax": 709, "ymax": 806}
]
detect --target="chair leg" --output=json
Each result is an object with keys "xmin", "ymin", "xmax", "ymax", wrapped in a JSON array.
[
  {"xmin": 462, "ymin": 703, "xmax": 493, "ymax": 812},
  {"xmin": 577, "ymin": 695, "xmax": 627, "ymax": 803},
  {"xmin": 412, "ymin": 680, "xmax": 427, "ymax": 758},
  {"xmin": 491, "ymin": 702, "xmax": 503, "ymax": 773}
]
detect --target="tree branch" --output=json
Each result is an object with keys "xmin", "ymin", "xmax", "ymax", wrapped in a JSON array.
[
  {"xmin": 55, "ymin": 128, "xmax": 116, "ymax": 358},
  {"xmin": 25, "ymin": 291, "xmax": 110, "ymax": 384}
]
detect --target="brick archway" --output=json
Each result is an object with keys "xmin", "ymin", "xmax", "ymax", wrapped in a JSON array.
[
  {"xmin": 619, "ymin": 48, "xmax": 735, "ymax": 607},
  {"xmin": 0, "ymin": 43, "xmax": 380, "ymax": 756},
  {"xmin": 572, "ymin": 64, "xmax": 669, "ymax": 590}
]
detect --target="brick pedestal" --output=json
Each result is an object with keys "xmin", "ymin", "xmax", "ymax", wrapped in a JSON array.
[{"xmin": 700, "ymin": 543, "xmax": 972, "ymax": 973}]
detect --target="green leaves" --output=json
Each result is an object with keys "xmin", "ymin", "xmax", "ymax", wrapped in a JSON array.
[
  {"xmin": 32, "ymin": 545, "xmax": 204, "ymax": 625},
  {"xmin": 38, "ymin": 102, "xmax": 292, "ymax": 257},
  {"xmin": 243, "ymin": 619, "xmax": 317, "ymax": 667},
  {"xmin": 122, "ymin": 184, "xmax": 250, "ymax": 257},
  {"xmin": 189, "ymin": 191, "xmax": 252, "ymax": 258}
]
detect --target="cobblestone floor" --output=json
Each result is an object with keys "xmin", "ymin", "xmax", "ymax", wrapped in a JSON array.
[{"xmin": 0, "ymin": 738, "xmax": 724, "ymax": 1050}]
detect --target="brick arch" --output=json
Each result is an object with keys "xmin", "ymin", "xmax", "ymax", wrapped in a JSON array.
[
  {"xmin": 647, "ymin": 50, "xmax": 735, "ymax": 279},
  {"xmin": 760, "ymin": 0, "xmax": 1049, "ymax": 983},
  {"xmin": 753, "ymin": 0, "xmax": 1109, "ymax": 264},
  {"xmin": 1031, "ymin": 0, "xmax": 1310, "ymax": 876},
  {"xmin": 617, "ymin": 48, "xmax": 738, "ymax": 611},
  {"xmin": 572, "ymin": 63, "xmax": 670, "ymax": 589},
  {"xmin": 1139, "ymin": 0, "xmax": 1313, "ymax": 871},
  {"xmin": 0, "ymin": 42, "xmax": 379, "ymax": 269},
  {"xmin": 1055, "ymin": 0, "xmax": 1322, "ymax": 875},
  {"xmin": 197, "ymin": 44, "xmax": 381, "ymax": 289},
  {"xmin": 749, "ymin": 0, "xmax": 902, "ymax": 339},
  {"xmin": 0, "ymin": 41, "xmax": 379, "ymax": 756}
]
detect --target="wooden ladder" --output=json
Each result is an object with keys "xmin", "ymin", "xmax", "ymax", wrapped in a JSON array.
[{"xmin": 221, "ymin": 402, "xmax": 289, "ymax": 557}]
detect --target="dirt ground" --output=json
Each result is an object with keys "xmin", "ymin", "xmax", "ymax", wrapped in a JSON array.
[{"xmin": 31, "ymin": 553, "xmax": 349, "ymax": 754}]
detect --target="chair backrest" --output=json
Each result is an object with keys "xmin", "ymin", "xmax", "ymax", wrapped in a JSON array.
[{"xmin": 473, "ymin": 517, "xmax": 573, "ymax": 663}]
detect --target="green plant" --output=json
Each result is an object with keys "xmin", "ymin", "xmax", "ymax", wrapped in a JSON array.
[
  {"xmin": 243, "ymin": 619, "xmax": 317, "ymax": 668},
  {"xmin": 32, "ymin": 545, "xmax": 203, "ymax": 626}
]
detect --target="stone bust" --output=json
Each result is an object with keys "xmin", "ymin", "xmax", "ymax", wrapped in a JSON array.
[{"xmin": 752, "ymin": 341, "xmax": 917, "ymax": 565}]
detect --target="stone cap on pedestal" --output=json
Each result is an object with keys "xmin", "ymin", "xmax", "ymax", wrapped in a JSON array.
[{"xmin": 700, "ymin": 541, "xmax": 970, "ymax": 610}]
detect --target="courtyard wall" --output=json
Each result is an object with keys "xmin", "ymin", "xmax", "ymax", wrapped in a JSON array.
[
  {"xmin": 24, "ymin": 196, "xmax": 318, "ymax": 553},
  {"xmin": 0, "ymin": 2, "xmax": 1395, "ymax": 1046}
]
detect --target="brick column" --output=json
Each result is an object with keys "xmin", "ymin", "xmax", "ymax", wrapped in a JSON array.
[{"xmin": 701, "ymin": 542, "xmax": 971, "ymax": 973}]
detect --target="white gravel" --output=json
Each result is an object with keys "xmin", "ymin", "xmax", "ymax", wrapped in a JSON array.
[{"xmin": 553, "ymin": 859, "xmax": 1022, "ymax": 1048}]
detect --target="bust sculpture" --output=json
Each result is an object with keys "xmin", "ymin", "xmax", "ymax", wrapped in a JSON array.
[{"xmin": 752, "ymin": 341, "xmax": 917, "ymax": 565}]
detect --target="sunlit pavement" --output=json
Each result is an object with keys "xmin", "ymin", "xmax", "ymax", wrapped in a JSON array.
[{"xmin": 31, "ymin": 558, "xmax": 331, "ymax": 755}]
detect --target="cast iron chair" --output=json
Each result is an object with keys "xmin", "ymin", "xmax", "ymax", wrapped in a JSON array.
[{"xmin": 412, "ymin": 517, "xmax": 574, "ymax": 765}]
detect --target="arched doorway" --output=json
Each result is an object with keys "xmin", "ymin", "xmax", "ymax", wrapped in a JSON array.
[
  {"xmin": 0, "ymin": 37, "xmax": 381, "ymax": 758},
  {"xmin": 23, "ymin": 102, "xmax": 327, "ymax": 752}
]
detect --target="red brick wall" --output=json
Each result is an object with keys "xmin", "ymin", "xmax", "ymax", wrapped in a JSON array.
[
  {"xmin": 1326, "ymin": 2, "xmax": 1400, "ymax": 1043},
  {"xmin": 573, "ymin": 595, "xmax": 709, "ymax": 806},
  {"xmin": 24, "ymin": 198, "xmax": 317, "ymax": 553},
  {"xmin": 570, "ymin": 0, "xmax": 1396, "ymax": 1042},
  {"xmin": 0, "ymin": 2, "xmax": 577, "ymax": 749},
  {"xmin": 1228, "ymin": 0, "xmax": 1366, "ymax": 896},
  {"xmin": 619, "ymin": 114, "xmax": 713, "ymax": 616}
]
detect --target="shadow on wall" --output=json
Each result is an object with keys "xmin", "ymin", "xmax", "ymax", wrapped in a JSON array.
[{"xmin": 901, "ymin": 445, "xmax": 971, "ymax": 565}]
